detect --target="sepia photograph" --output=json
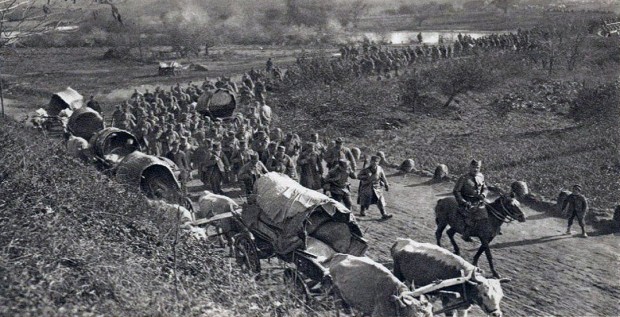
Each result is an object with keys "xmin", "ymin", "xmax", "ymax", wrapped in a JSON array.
[{"xmin": 0, "ymin": 0, "xmax": 619, "ymax": 316}]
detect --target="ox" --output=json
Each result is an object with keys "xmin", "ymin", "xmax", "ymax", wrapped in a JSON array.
[
  {"xmin": 391, "ymin": 238, "xmax": 509, "ymax": 317},
  {"xmin": 66, "ymin": 135, "xmax": 89, "ymax": 162},
  {"xmin": 327, "ymin": 254, "xmax": 433, "ymax": 317},
  {"xmin": 146, "ymin": 200, "xmax": 206, "ymax": 240},
  {"xmin": 196, "ymin": 190, "xmax": 241, "ymax": 256}
]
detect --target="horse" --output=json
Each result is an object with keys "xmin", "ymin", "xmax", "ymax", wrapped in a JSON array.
[{"xmin": 434, "ymin": 194, "xmax": 526, "ymax": 278}]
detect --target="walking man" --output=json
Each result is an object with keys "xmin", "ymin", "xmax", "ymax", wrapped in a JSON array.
[
  {"xmin": 562, "ymin": 184, "xmax": 589, "ymax": 238},
  {"xmin": 324, "ymin": 159, "xmax": 357, "ymax": 209},
  {"xmin": 357, "ymin": 155, "xmax": 392, "ymax": 219}
]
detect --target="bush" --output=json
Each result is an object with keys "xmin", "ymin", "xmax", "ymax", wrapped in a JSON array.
[{"xmin": 569, "ymin": 81, "xmax": 620, "ymax": 122}]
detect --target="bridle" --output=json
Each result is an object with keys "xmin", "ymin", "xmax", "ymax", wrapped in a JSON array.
[{"xmin": 484, "ymin": 196, "xmax": 522, "ymax": 223}]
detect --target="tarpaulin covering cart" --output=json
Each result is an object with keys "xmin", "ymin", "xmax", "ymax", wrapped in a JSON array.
[{"xmin": 231, "ymin": 172, "xmax": 368, "ymax": 301}]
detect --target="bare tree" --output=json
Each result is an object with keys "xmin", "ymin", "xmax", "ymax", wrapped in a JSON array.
[{"xmin": 0, "ymin": 0, "xmax": 65, "ymax": 118}]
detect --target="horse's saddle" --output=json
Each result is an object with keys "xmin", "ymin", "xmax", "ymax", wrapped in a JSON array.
[{"xmin": 458, "ymin": 204, "xmax": 489, "ymax": 221}]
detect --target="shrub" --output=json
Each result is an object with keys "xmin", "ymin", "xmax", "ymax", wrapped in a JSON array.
[{"xmin": 569, "ymin": 81, "xmax": 620, "ymax": 122}]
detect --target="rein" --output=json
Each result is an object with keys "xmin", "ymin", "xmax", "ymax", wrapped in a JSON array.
[{"xmin": 485, "ymin": 198, "xmax": 519, "ymax": 223}]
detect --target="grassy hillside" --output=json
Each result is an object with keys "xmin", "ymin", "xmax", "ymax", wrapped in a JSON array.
[{"xmin": 0, "ymin": 119, "xmax": 311, "ymax": 316}]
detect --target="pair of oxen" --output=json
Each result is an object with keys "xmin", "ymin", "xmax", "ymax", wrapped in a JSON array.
[{"xmin": 325, "ymin": 238, "xmax": 509, "ymax": 317}]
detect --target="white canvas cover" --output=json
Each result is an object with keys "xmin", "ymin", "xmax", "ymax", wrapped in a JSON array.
[
  {"xmin": 254, "ymin": 172, "xmax": 347, "ymax": 224},
  {"xmin": 54, "ymin": 87, "xmax": 83, "ymax": 110}
]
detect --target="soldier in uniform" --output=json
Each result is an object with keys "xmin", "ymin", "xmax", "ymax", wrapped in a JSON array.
[
  {"xmin": 201, "ymin": 143, "xmax": 230, "ymax": 194},
  {"xmin": 358, "ymin": 156, "xmax": 391, "ymax": 219},
  {"xmin": 561, "ymin": 184, "xmax": 589, "ymax": 238},
  {"xmin": 267, "ymin": 146, "xmax": 297, "ymax": 180},
  {"xmin": 297, "ymin": 142, "xmax": 323, "ymax": 190},
  {"xmin": 165, "ymin": 141, "xmax": 190, "ymax": 188},
  {"xmin": 325, "ymin": 137, "xmax": 357, "ymax": 170},
  {"xmin": 229, "ymin": 140, "xmax": 255, "ymax": 184},
  {"xmin": 238, "ymin": 153, "xmax": 269, "ymax": 195},
  {"xmin": 453, "ymin": 159, "xmax": 488, "ymax": 242},
  {"xmin": 324, "ymin": 159, "xmax": 357, "ymax": 209}
]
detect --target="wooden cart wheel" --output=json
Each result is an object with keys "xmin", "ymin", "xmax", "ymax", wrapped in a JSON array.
[
  {"xmin": 234, "ymin": 234, "xmax": 261, "ymax": 273},
  {"xmin": 283, "ymin": 268, "xmax": 312, "ymax": 305}
]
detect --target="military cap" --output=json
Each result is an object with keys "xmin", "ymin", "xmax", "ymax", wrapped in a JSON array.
[
  {"xmin": 370, "ymin": 155, "xmax": 381, "ymax": 162},
  {"xmin": 335, "ymin": 137, "xmax": 344, "ymax": 143},
  {"xmin": 277, "ymin": 145, "xmax": 286, "ymax": 151},
  {"xmin": 470, "ymin": 159, "xmax": 482, "ymax": 167},
  {"xmin": 573, "ymin": 184, "xmax": 582, "ymax": 191}
]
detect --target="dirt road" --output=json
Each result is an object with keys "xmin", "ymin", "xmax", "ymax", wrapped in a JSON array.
[
  {"xmin": 353, "ymin": 170, "xmax": 619, "ymax": 317},
  {"xmin": 193, "ymin": 168, "xmax": 619, "ymax": 317}
]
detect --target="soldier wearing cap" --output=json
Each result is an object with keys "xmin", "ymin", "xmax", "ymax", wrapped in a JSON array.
[
  {"xmin": 252, "ymin": 130, "xmax": 270, "ymax": 164},
  {"xmin": 453, "ymin": 159, "xmax": 488, "ymax": 241},
  {"xmin": 561, "ymin": 184, "xmax": 589, "ymax": 238},
  {"xmin": 238, "ymin": 153, "xmax": 269, "ymax": 195},
  {"xmin": 230, "ymin": 139, "xmax": 255, "ymax": 183},
  {"xmin": 298, "ymin": 142, "xmax": 323, "ymax": 190},
  {"xmin": 165, "ymin": 140, "xmax": 190, "ymax": 187},
  {"xmin": 324, "ymin": 158, "xmax": 357, "ymax": 209},
  {"xmin": 358, "ymin": 155, "xmax": 391, "ymax": 219},
  {"xmin": 325, "ymin": 137, "xmax": 357, "ymax": 170},
  {"xmin": 267, "ymin": 145, "xmax": 297, "ymax": 179},
  {"xmin": 310, "ymin": 133, "xmax": 327, "ymax": 162},
  {"xmin": 201, "ymin": 142, "xmax": 230, "ymax": 194}
]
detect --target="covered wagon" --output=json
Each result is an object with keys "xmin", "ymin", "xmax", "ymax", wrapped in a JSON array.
[
  {"xmin": 115, "ymin": 151, "xmax": 182, "ymax": 201},
  {"xmin": 196, "ymin": 88, "xmax": 237, "ymax": 118},
  {"xmin": 67, "ymin": 107, "xmax": 105, "ymax": 140},
  {"xmin": 88, "ymin": 127, "xmax": 141, "ymax": 169},
  {"xmin": 88, "ymin": 127, "xmax": 185, "ymax": 203},
  {"xmin": 232, "ymin": 172, "xmax": 367, "ymax": 300},
  {"xmin": 47, "ymin": 87, "xmax": 83, "ymax": 116},
  {"xmin": 158, "ymin": 61, "xmax": 189, "ymax": 76}
]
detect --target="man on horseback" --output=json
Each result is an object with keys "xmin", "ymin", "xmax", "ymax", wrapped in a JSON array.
[{"xmin": 453, "ymin": 159, "xmax": 488, "ymax": 242}]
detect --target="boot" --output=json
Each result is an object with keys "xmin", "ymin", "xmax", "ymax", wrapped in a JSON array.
[
  {"xmin": 565, "ymin": 227, "xmax": 572, "ymax": 235},
  {"xmin": 380, "ymin": 209, "xmax": 393, "ymax": 220}
]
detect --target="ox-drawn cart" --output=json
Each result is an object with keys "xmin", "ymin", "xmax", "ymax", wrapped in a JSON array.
[{"xmin": 226, "ymin": 172, "xmax": 368, "ymax": 301}]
